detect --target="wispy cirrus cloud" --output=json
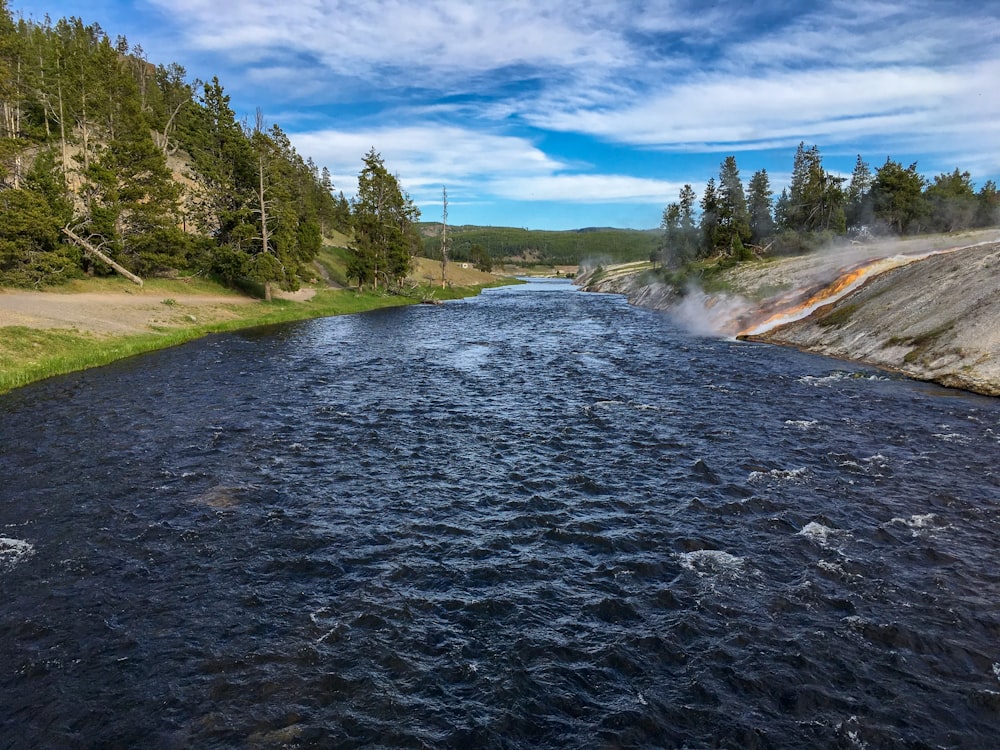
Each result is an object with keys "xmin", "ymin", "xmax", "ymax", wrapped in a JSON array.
[
  {"xmin": 526, "ymin": 62, "xmax": 1000, "ymax": 151},
  {"xmin": 148, "ymin": 0, "xmax": 637, "ymax": 85}
]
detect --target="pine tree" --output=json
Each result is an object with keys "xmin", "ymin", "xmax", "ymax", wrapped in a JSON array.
[
  {"xmin": 925, "ymin": 168, "xmax": 977, "ymax": 232},
  {"xmin": 76, "ymin": 55, "xmax": 183, "ymax": 277},
  {"xmin": 348, "ymin": 148, "xmax": 420, "ymax": 290},
  {"xmin": 659, "ymin": 201, "xmax": 681, "ymax": 266},
  {"xmin": 845, "ymin": 155, "xmax": 874, "ymax": 230},
  {"xmin": 0, "ymin": 147, "xmax": 77, "ymax": 286},
  {"xmin": 783, "ymin": 142, "xmax": 846, "ymax": 234},
  {"xmin": 716, "ymin": 155, "xmax": 751, "ymax": 255},
  {"xmin": 975, "ymin": 180, "xmax": 999, "ymax": 228},
  {"xmin": 678, "ymin": 184, "xmax": 698, "ymax": 259},
  {"xmin": 699, "ymin": 178, "xmax": 719, "ymax": 257},
  {"xmin": 0, "ymin": 9, "xmax": 352, "ymax": 288},
  {"xmin": 871, "ymin": 158, "xmax": 928, "ymax": 234},
  {"xmin": 746, "ymin": 169, "xmax": 775, "ymax": 244}
]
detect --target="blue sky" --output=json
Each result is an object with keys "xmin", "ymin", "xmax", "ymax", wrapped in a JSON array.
[{"xmin": 11, "ymin": 0, "xmax": 1000, "ymax": 230}]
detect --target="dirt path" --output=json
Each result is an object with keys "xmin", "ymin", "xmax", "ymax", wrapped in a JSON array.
[{"xmin": 0, "ymin": 288, "xmax": 311, "ymax": 335}]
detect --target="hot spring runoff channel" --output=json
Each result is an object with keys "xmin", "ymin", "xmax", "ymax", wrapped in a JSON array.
[{"xmin": 2, "ymin": 278, "xmax": 1000, "ymax": 748}]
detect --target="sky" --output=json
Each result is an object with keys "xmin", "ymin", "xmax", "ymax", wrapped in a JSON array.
[{"xmin": 10, "ymin": 0, "xmax": 1000, "ymax": 230}]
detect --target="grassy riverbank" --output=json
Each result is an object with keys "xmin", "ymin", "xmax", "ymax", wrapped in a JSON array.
[{"xmin": 0, "ymin": 278, "xmax": 512, "ymax": 396}]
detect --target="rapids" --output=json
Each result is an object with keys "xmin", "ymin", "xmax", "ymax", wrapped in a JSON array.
[{"xmin": 2, "ymin": 278, "xmax": 999, "ymax": 748}]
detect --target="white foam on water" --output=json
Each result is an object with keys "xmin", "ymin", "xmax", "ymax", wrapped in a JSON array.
[
  {"xmin": 890, "ymin": 513, "xmax": 936, "ymax": 530},
  {"xmin": 798, "ymin": 371, "xmax": 887, "ymax": 387},
  {"xmin": 799, "ymin": 522, "xmax": 839, "ymax": 546},
  {"xmin": 0, "ymin": 537, "xmax": 35, "ymax": 572},
  {"xmin": 838, "ymin": 454, "xmax": 890, "ymax": 476},
  {"xmin": 932, "ymin": 431, "xmax": 968, "ymax": 444},
  {"xmin": 818, "ymin": 561, "xmax": 864, "ymax": 582},
  {"xmin": 678, "ymin": 549, "xmax": 746, "ymax": 577},
  {"xmin": 748, "ymin": 467, "xmax": 807, "ymax": 482},
  {"xmin": 993, "ymin": 663, "xmax": 1000, "ymax": 682},
  {"xmin": 889, "ymin": 513, "xmax": 938, "ymax": 536},
  {"xmin": 842, "ymin": 615, "xmax": 868, "ymax": 629},
  {"xmin": 784, "ymin": 419, "xmax": 819, "ymax": 429}
]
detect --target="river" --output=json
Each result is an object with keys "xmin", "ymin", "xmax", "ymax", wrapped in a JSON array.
[{"xmin": 2, "ymin": 278, "xmax": 999, "ymax": 748}]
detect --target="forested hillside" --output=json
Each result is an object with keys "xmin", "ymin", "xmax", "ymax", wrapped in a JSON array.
[
  {"xmin": 0, "ymin": 2, "xmax": 352, "ymax": 294},
  {"xmin": 421, "ymin": 225, "xmax": 658, "ymax": 268}
]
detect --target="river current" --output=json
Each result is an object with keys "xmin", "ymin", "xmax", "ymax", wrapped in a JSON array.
[{"xmin": 2, "ymin": 278, "xmax": 1000, "ymax": 748}]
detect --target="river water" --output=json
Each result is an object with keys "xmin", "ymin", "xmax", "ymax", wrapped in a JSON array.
[{"xmin": 2, "ymin": 278, "xmax": 999, "ymax": 748}]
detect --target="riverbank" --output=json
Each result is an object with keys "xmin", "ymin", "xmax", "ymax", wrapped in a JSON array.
[
  {"xmin": 577, "ymin": 229, "xmax": 1000, "ymax": 396},
  {"xmin": 0, "ymin": 274, "xmax": 512, "ymax": 395}
]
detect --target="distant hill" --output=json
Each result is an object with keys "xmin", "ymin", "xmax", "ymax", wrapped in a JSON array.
[{"xmin": 419, "ymin": 223, "xmax": 659, "ymax": 267}]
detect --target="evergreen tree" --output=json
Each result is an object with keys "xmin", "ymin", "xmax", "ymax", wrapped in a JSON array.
[
  {"xmin": 0, "ymin": 147, "xmax": 77, "ymax": 285},
  {"xmin": 699, "ymin": 178, "xmax": 719, "ymax": 256},
  {"xmin": 659, "ymin": 201, "xmax": 681, "ymax": 267},
  {"xmin": 347, "ymin": 148, "xmax": 420, "ymax": 290},
  {"xmin": 784, "ymin": 142, "xmax": 845, "ymax": 233},
  {"xmin": 470, "ymin": 243, "xmax": 491, "ymax": 272},
  {"xmin": 871, "ymin": 158, "xmax": 928, "ymax": 234},
  {"xmin": 716, "ymin": 155, "xmax": 750, "ymax": 254},
  {"xmin": 925, "ymin": 168, "xmax": 977, "ymax": 232},
  {"xmin": 845, "ymin": 154, "xmax": 874, "ymax": 230},
  {"xmin": 678, "ymin": 183, "xmax": 698, "ymax": 256},
  {"xmin": 975, "ymin": 180, "xmax": 999, "ymax": 228},
  {"xmin": 0, "ymin": 9, "xmax": 355, "ymax": 288},
  {"xmin": 773, "ymin": 188, "xmax": 790, "ymax": 230},
  {"xmin": 79, "ymin": 75, "xmax": 183, "ymax": 276},
  {"xmin": 746, "ymin": 169, "xmax": 775, "ymax": 244}
]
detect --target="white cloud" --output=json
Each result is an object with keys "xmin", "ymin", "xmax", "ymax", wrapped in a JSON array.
[
  {"xmin": 150, "ymin": 1, "xmax": 1000, "ymax": 160},
  {"xmin": 290, "ymin": 125, "xmax": 561, "ymax": 185},
  {"xmin": 149, "ymin": 0, "xmax": 635, "ymax": 78},
  {"xmin": 486, "ymin": 174, "xmax": 686, "ymax": 204},
  {"xmin": 289, "ymin": 124, "xmax": 682, "ymax": 205},
  {"xmin": 139, "ymin": 0, "xmax": 1000, "ymax": 223},
  {"xmin": 527, "ymin": 61, "xmax": 1000, "ymax": 155}
]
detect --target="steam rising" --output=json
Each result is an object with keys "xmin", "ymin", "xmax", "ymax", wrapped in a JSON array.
[
  {"xmin": 668, "ymin": 232, "xmax": 1000, "ymax": 340},
  {"xmin": 668, "ymin": 286, "xmax": 752, "ymax": 338}
]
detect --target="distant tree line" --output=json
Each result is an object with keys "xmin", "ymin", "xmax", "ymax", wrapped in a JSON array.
[
  {"xmin": 421, "ymin": 226, "xmax": 659, "ymax": 267},
  {"xmin": 659, "ymin": 143, "xmax": 1000, "ymax": 268},
  {"xmin": 0, "ymin": 2, "xmax": 359, "ymax": 292}
]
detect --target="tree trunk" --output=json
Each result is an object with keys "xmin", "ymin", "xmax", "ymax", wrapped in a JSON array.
[
  {"xmin": 441, "ymin": 186, "xmax": 448, "ymax": 288},
  {"xmin": 62, "ymin": 227, "xmax": 144, "ymax": 286}
]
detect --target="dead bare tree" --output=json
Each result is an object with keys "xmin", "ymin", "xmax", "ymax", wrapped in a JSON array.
[
  {"xmin": 62, "ymin": 225, "xmax": 143, "ymax": 286},
  {"xmin": 250, "ymin": 108, "xmax": 279, "ymax": 301},
  {"xmin": 440, "ymin": 186, "xmax": 449, "ymax": 289}
]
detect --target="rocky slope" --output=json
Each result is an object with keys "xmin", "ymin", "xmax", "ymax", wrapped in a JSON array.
[
  {"xmin": 747, "ymin": 239, "xmax": 1000, "ymax": 395},
  {"xmin": 578, "ymin": 230, "xmax": 1000, "ymax": 396}
]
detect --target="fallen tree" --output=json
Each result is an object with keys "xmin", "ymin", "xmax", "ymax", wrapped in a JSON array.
[{"xmin": 62, "ymin": 227, "xmax": 144, "ymax": 287}]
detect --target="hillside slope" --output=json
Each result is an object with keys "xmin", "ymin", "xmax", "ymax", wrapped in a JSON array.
[
  {"xmin": 746, "ymin": 240, "xmax": 1000, "ymax": 395},
  {"xmin": 578, "ymin": 230, "xmax": 1000, "ymax": 396}
]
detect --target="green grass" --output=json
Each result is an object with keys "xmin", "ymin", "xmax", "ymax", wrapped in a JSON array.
[
  {"xmin": 313, "ymin": 244, "xmax": 352, "ymax": 288},
  {"xmin": 816, "ymin": 302, "xmax": 860, "ymax": 328},
  {"xmin": 898, "ymin": 321, "xmax": 956, "ymax": 364},
  {"xmin": 0, "ymin": 282, "xmax": 506, "ymax": 395}
]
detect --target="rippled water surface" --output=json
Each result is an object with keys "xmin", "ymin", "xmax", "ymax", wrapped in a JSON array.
[{"xmin": 3, "ymin": 279, "xmax": 1000, "ymax": 748}]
